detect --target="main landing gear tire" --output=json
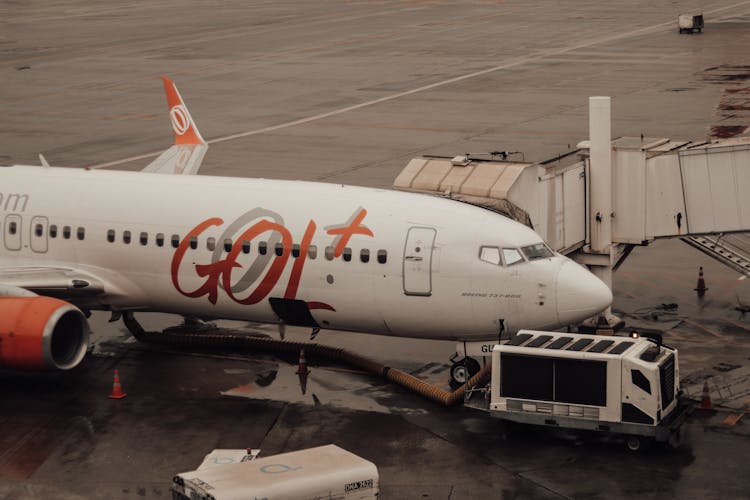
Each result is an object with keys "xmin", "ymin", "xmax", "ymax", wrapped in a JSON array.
[{"xmin": 450, "ymin": 357, "xmax": 481, "ymax": 386}]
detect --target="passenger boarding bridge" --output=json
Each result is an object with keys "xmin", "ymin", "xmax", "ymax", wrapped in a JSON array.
[{"xmin": 394, "ymin": 97, "xmax": 750, "ymax": 327}]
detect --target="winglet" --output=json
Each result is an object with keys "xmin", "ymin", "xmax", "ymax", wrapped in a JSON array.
[{"xmin": 161, "ymin": 76, "xmax": 206, "ymax": 146}]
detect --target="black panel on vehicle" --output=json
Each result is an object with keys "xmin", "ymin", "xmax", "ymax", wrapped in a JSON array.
[
  {"xmin": 609, "ymin": 341, "xmax": 635, "ymax": 355},
  {"xmin": 566, "ymin": 338, "xmax": 593, "ymax": 351},
  {"xmin": 588, "ymin": 340, "xmax": 615, "ymax": 353},
  {"xmin": 527, "ymin": 335, "xmax": 553, "ymax": 348},
  {"xmin": 545, "ymin": 337, "xmax": 573, "ymax": 350},
  {"xmin": 621, "ymin": 403, "xmax": 654, "ymax": 424},
  {"xmin": 660, "ymin": 354, "xmax": 676, "ymax": 409},
  {"xmin": 554, "ymin": 358, "xmax": 607, "ymax": 406},
  {"xmin": 500, "ymin": 354, "xmax": 553, "ymax": 400},
  {"xmin": 507, "ymin": 333, "xmax": 533, "ymax": 346}
]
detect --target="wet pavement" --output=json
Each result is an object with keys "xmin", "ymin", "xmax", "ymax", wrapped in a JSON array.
[{"xmin": 2, "ymin": 0, "xmax": 750, "ymax": 498}]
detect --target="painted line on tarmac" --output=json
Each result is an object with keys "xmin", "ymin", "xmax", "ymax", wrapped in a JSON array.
[
  {"xmin": 682, "ymin": 318, "xmax": 732, "ymax": 342},
  {"xmin": 89, "ymin": 0, "xmax": 750, "ymax": 170}
]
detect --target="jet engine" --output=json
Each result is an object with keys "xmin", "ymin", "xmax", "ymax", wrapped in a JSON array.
[{"xmin": 0, "ymin": 296, "xmax": 90, "ymax": 370}]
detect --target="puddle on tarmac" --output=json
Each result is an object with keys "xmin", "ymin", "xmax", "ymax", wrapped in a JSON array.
[
  {"xmin": 702, "ymin": 65, "xmax": 750, "ymax": 139},
  {"xmin": 220, "ymin": 364, "xmax": 420, "ymax": 414}
]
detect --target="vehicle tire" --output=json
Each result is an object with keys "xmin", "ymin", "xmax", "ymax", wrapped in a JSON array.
[
  {"xmin": 450, "ymin": 357, "xmax": 481, "ymax": 385},
  {"xmin": 625, "ymin": 436, "xmax": 642, "ymax": 452}
]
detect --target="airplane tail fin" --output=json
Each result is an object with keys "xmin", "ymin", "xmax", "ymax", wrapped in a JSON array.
[
  {"xmin": 161, "ymin": 76, "xmax": 206, "ymax": 146},
  {"xmin": 142, "ymin": 77, "xmax": 208, "ymax": 175}
]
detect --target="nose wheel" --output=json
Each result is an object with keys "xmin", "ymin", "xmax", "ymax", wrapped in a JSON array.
[{"xmin": 450, "ymin": 357, "xmax": 481, "ymax": 386}]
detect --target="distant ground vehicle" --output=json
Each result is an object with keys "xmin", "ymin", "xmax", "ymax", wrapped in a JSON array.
[
  {"xmin": 465, "ymin": 330, "xmax": 690, "ymax": 451},
  {"xmin": 172, "ymin": 444, "xmax": 379, "ymax": 499},
  {"xmin": 678, "ymin": 14, "xmax": 704, "ymax": 34}
]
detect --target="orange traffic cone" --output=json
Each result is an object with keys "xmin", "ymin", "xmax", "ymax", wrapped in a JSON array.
[
  {"xmin": 108, "ymin": 369, "xmax": 128, "ymax": 399},
  {"xmin": 694, "ymin": 266, "xmax": 708, "ymax": 298},
  {"xmin": 698, "ymin": 380, "xmax": 713, "ymax": 410},
  {"xmin": 296, "ymin": 349, "xmax": 310, "ymax": 375}
]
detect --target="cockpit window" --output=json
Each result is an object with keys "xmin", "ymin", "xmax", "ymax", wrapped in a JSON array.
[
  {"xmin": 502, "ymin": 248, "xmax": 523, "ymax": 266},
  {"xmin": 479, "ymin": 246, "xmax": 501, "ymax": 265},
  {"xmin": 521, "ymin": 243, "xmax": 554, "ymax": 261}
]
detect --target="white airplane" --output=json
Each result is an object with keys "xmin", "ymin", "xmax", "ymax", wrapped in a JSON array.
[{"xmin": 0, "ymin": 78, "xmax": 612, "ymax": 384}]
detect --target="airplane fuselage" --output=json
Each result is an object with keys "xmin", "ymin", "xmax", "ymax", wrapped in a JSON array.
[{"xmin": 0, "ymin": 165, "xmax": 610, "ymax": 341}]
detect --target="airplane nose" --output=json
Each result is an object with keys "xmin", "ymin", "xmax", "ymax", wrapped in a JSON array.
[{"xmin": 556, "ymin": 260, "xmax": 613, "ymax": 324}]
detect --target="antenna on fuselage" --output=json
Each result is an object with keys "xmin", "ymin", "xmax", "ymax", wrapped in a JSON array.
[{"xmin": 39, "ymin": 154, "xmax": 50, "ymax": 168}]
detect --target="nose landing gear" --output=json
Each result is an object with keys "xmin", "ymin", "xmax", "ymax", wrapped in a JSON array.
[{"xmin": 450, "ymin": 357, "xmax": 481, "ymax": 387}]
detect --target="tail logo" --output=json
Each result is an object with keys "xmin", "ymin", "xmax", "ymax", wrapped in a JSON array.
[{"xmin": 170, "ymin": 105, "xmax": 191, "ymax": 136}]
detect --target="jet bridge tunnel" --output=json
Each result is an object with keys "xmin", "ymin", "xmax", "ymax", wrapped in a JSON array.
[{"xmin": 394, "ymin": 97, "xmax": 750, "ymax": 325}]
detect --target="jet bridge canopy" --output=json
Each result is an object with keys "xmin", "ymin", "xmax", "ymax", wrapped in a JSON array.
[{"xmin": 393, "ymin": 156, "xmax": 535, "ymax": 227}]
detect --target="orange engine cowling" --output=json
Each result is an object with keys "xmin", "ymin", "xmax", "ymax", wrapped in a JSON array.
[{"xmin": 0, "ymin": 296, "xmax": 90, "ymax": 370}]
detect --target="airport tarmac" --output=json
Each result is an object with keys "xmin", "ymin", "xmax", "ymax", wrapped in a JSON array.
[{"xmin": 2, "ymin": 0, "xmax": 750, "ymax": 498}]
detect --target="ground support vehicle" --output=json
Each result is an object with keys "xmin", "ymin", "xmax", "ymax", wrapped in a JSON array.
[{"xmin": 464, "ymin": 330, "xmax": 691, "ymax": 450}]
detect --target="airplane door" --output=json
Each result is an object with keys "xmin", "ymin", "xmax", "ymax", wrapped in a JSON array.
[
  {"xmin": 403, "ymin": 226, "xmax": 436, "ymax": 296},
  {"xmin": 30, "ymin": 216, "xmax": 48, "ymax": 253},
  {"xmin": 3, "ymin": 214, "xmax": 22, "ymax": 251}
]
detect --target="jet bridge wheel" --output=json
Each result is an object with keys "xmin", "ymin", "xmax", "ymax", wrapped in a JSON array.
[{"xmin": 450, "ymin": 357, "xmax": 481, "ymax": 386}]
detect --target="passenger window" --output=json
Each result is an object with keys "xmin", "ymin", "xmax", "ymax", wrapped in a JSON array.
[
  {"xmin": 206, "ymin": 237, "xmax": 215, "ymax": 251},
  {"xmin": 242, "ymin": 240, "xmax": 251, "ymax": 254},
  {"xmin": 631, "ymin": 369, "xmax": 651, "ymax": 394},
  {"xmin": 107, "ymin": 229, "xmax": 115, "ymax": 243},
  {"xmin": 479, "ymin": 246, "xmax": 501, "ymax": 265},
  {"xmin": 342, "ymin": 248, "xmax": 352, "ymax": 262},
  {"xmin": 502, "ymin": 248, "xmax": 523, "ymax": 266},
  {"xmin": 224, "ymin": 239, "xmax": 233, "ymax": 252},
  {"xmin": 140, "ymin": 232, "xmax": 148, "ymax": 246},
  {"xmin": 77, "ymin": 227, "xmax": 85, "ymax": 241},
  {"xmin": 8, "ymin": 222, "xmax": 17, "ymax": 235},
  {"xmin": 274, "ymin": 242, "xmax": 284, "ymax": 257},
  {"xmin": 49, "ymin": 225, "xmax": 57, "ymax": 238},
  {"xmin": 521, "ymin": 243, "xmax": 554, "ymax": 261},
  {"xmin": 308, "ymin": 245, "xmax": 317, "ymax": 259},
  {"xmin": 123, "ymin": 231, "xmax": 132, "ymax": 244},
  {"xmin": 35, "ymin": 224, "xmax": 43, "ymax": 237},
  {"xmin": 63, "ymin": 226, "xmax": 71, "ymax": 239},
  {"xmin": 258, "ymin": 241, "xmax": 267, "ymax": 255},
  {"xmin": 171, "ymin": 234, "xmax": 180, "ymax": 248},
  {"xmin": 360, "ymin": 249, "xmax": 370, "ymax": 263},
  {"xmin": 156, "ymin": 233, "xmax": 165, "ymax": 247},
  {"xmin": 377, "ymin": 249, "xmax": 387, "ymax": 264},
  {"xmin": 324, "ymin": 246, "xmax": 335, "ymax": 260},
  {"xmin": 189, "ymin": 236, "xmax": 198, "ymax": 250},
  {"xmin": 292, "ymin": 244, "xmax": 300, "ymax": 258}
]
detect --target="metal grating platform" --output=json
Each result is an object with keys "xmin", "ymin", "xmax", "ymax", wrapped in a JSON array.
[{"xmin": 681, "ymin": 233, "xmax": 750, "ymax": 276}]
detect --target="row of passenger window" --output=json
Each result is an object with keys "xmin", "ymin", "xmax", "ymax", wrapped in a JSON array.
[
  {"xmin": 479, "ymin": 242, "xmax": 554, "ymax": 266},
  {"xmin": 22, "ymin": 222, "xmax": 85, "ymax": 241},
  {"xmin": 105, "ymin": 229, "xmax": 388, "ymax": 264}
]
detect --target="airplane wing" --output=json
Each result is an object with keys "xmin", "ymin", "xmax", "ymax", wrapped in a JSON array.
[
  {"xmin": 0, "ymin": 266, "xmax": 106, "ymax": 297},
  {"xmin": 142, "ymin": 77, "xmax": 208, "ymax": 175}
]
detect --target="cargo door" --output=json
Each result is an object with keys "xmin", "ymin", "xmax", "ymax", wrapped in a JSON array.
[
  {"xmin": 3, "ymin": 214, "xmax": 22, "ymax": 251},
  {"xmin": 403, "ymin": 227, "xmax": 436, "ymax": 296},
  {"xmin": 30, "ymin": 216, "xmax": 48, "ymax": 253}
]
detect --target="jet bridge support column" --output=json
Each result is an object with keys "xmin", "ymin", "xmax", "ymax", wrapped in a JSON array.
[{"xmin": 581, "ymin": 96, "xmax": 620, "ymax": 330}]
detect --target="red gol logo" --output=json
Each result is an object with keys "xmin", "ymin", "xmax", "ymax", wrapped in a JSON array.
[{"xmin": 171, "ymin": 208, "xmax": 373, "ymax": 311}]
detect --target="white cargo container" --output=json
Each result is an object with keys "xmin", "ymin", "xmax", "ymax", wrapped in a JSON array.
[
  {"xmin": 172, "ymin": 444, "xmax": 378, "ymax": 500},
  {"xmin": 465, "ymin": 330, "xmax": 690, "ymax": 450}
]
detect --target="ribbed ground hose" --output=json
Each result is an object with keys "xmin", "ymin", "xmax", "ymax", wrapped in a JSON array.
[{"xmin": 123, "ymin": 314, "xmax": 490, "ymax": 406}]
